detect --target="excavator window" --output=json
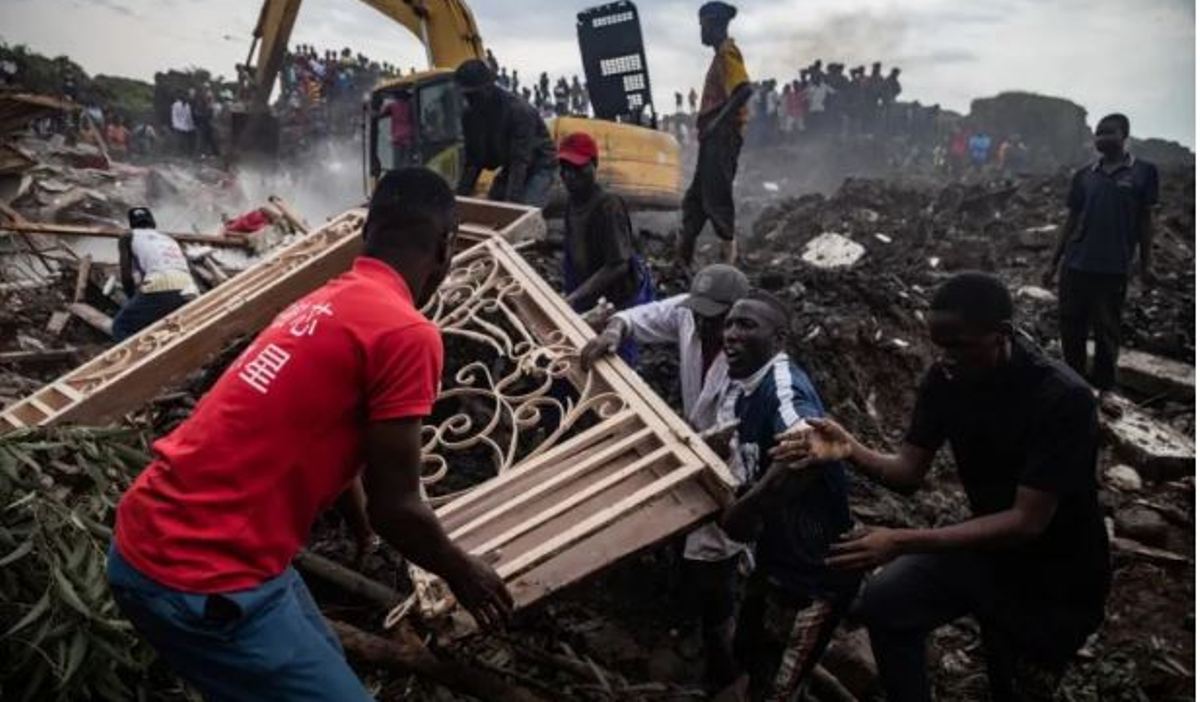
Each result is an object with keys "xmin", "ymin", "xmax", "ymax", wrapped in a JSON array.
[{"xmin": 369, "ymin": 77, "xmax": 464, "ymax": 188}]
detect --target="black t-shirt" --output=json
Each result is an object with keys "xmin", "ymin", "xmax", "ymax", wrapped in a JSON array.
[
  {"xmin": 905, "ymin": 338, "xmax": 1111, "ymax": 611},
  {"xmin": 564, "ymin": 188, "xmax": 639, "ymax": 309}
]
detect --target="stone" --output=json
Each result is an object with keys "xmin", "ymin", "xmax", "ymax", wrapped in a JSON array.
[
  {"xmin": 1102, "ymin": 395, "xmax": 1195, "ymax": 481},
  {"xmin": 1016, "ymin": 285, "xmax": 1056, "ymax": 303},
  {"xmin": 1104, "ymin": 464, "xmax": 1144, "ymax": 492},
  {"xmin": 801, "ymin": 232, "xmax": 865, "ymax": 269},
  {"xmin": 1090, "ymin": 343, "xmax": 1195, "ymax": 400},
  {"xmin": 822, "ymin": 628, "xmax": 880, "ymax": 699},
  {"xmin": 1114, "ymin": 506, "xmax": 1170, "ymax": 547}
]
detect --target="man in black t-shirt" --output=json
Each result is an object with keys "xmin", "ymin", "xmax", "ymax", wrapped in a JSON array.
[{"xmin": 771, "ymin": 272, "xmax": 1110, "ymax": 702}]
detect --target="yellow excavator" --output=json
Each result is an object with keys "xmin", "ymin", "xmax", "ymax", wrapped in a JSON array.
[{"xmin": 238, "ymin": 0, "xmax": 681, "ymax": 210}]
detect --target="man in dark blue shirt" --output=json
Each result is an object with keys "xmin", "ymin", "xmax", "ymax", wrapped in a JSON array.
[
  {"xmin": 720, "ymin": 290, "xmax": 855, "ymax": 701},
  {"xmin": 1044, "ymin": 113, "xmax": 1159, "ymax": 395}
]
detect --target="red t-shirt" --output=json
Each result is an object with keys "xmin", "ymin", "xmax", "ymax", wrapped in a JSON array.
[{"xmin": 115, "ymin": 257, "xmax": 443, "ymax": 592}]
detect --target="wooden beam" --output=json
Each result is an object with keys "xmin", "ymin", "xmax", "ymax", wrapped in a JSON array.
[
  {"xmin": 267, "ymin": 195, "xmax": 310, "ymax": 234},
  {"xmin": 0, "ymin": 347, "xmax": 80, "ymax": 366},
  {"xmin": 67, "ymin": 302, "xmax": 113, "ymax": 337},
  {"xmin": 293, "ymin": 550, "xmax": 401, "ymax": 608},
  {"xmin": 72, "ymin": 255, "xmax": 92, "ymax": 303},
  {"xmin": 0, "ymin": 220, "xmax": 250, "ymax": 249}
]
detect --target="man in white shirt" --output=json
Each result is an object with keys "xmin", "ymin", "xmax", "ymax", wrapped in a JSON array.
[
  {"xmin": 170, "ymin": 94, "xmax": 195, "ymax": 156},
  {"xmin": 113, "ymin": 207, "xmax": 199, "ymax": 341},
  {"xmin": 580, "ymin": 263, "xmax": 750, "ymax": 691}
]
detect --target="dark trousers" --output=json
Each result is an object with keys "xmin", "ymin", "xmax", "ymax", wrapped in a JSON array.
[
  {"xmin": 680, "ymin": 126, "xmax": 742, "ymax": 262},
  {"xmin": 683, "ymin": 556, "xmax": 742, "ymax": 690},
  {"xmin": 113, "ymin": 290, "xmax": 192, "ymax": 341},
  {"xmin": 854, "ymin": 553, "xmax": 1082, "ymax": 702},
  {"xmin": 1058, "ymin": 268, "xmax": 1128, "ymax": 391}
]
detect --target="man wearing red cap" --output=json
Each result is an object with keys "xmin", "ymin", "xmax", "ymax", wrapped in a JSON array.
[{"xmin": 558, "ymin": 132, "xmax": 655, "ymax": 365}]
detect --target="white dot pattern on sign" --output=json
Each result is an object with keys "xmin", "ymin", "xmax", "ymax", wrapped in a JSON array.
[
  {"xmin": 600, "ymin": 54, "xmax": 643, "ymax": 76},
  {"xmin": 623, "ymin": 74, "xmax": 646, "ymax": 91},
  {"xmin": 592, "ymin": 11, "xmax": 634, "ymax": 27}
]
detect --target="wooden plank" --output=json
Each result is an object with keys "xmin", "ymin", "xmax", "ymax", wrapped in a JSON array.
[
  {"xmin": 0, "ymin": 347, "xmax": 79, "ymax": 366},
  {"xmin": 468, "ymin": 446, "xmax": 674, "ymax": 559},
  {"xmin": 268, "ymin": 195, "xmax": 310, "ymax": 234},
  {"xmin": 67, "ymin": 303, "xmax": 113, "ymax": 337},
  {"xmin": 45, "ymin": 310, "xmax": 71, "ymax": 337},
  {"xmin": 496, "ymin": 463, "xmax": 705, "ymax": 580},
  {"xmin": 441, "ymin": 416, "xmax": 647, "ymax": 528},
  {"xmin": 72, "ymin": 255, "xmax": 92, "ymax": 302},
  {"xmin": 0, "ymin": 220, "xmax": 250, "ymax": 249}
]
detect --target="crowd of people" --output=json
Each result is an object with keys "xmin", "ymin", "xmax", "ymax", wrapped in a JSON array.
[
  {"xmin": 485, "ymin": 49, "xmax": 592, "ymax": 119},
  {"xmin": 272, "ymin": 44, "xmax": 403, "ymax": 141}
]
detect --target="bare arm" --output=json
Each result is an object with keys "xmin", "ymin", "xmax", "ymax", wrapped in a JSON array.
[
  {"xmin": 1138, "ymin": 207, "xmax": 1155, "ymax": 282},
  {"xmin": 456, "ymin": 163, "xmax": 482, "ymax": 196},
  {"xmin": 827, "ymin": 487, "xmax": 1060, "ymax": 570},
  {"xmin": 362, "ymin": 418, "xmax": 512, "ymax": 628},
  {"xmin": 770, "ymin": 417, "xmax": 936, "ymax": 494},
  {"xmin": 1045, "ymin": 210, "xmax": 1080, "ymax": 284},
  {"xmin": 702, "ymin": 82, "xmax": 753, "ymax": 137},
  {"xmin": 566, "ymin": 262, "xmax": 627, "ymax": 309},
  {"xmin": 118, "ymin": 236, "xmax": 136, "ymax": 298}
]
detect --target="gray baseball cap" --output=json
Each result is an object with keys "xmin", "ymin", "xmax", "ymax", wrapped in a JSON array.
[{"xmin": 679, "ymin": 264, "xmax": 750, "ymax": 317}]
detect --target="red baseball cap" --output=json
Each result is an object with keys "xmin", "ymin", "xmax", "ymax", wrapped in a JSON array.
[{"xmin": 557, "ymin": 132, "xmax": 599, "ymax": 167}]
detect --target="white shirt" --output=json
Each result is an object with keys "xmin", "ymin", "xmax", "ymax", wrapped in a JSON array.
[
  {"xmin": 171, "ymin": 100, "xmax": 194, "ymax": 132},
  {"xmin": 808, "ymin": 83, "xmax": 831, "ymax": 113},
  {"xmin": 615, "ymin": 295, "xmax": 744, "ymax": 561},
  {"xmin": 131, "ymin": 228, "xmax": 197, "ymax": 296}
]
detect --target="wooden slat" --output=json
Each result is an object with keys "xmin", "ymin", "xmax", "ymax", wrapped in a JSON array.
[
  {"xmin": 469, "ymin": 445, "xmax": 674, "ymax": 558},
  {"xmin": 442, "ymin": 418, "xmax": 648, "ymax": 530},
  {"xmin": 496, "ymin": 463, "xmax": 706, "ymax": 580}
]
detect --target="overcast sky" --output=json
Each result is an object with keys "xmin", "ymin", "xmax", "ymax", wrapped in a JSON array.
[{"xmin": 1, "ymin": 0, "xmax": 1194, "ymax": 146}]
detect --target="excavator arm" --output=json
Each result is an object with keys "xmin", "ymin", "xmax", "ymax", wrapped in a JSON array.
[{"xmin": 244, "ymin": 0, "xmax": 484, "ymax": 113}]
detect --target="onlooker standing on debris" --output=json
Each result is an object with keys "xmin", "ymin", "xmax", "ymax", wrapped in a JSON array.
[
  {"xmin": 193, "ymin": 86, "xmax": 220, "ymax": 158},
  {"xmin": 108, "ymin": 169, "xmax": 512, "ymax": 700},
  {"xmin": 170, "ymin": 93, "xmax": 195, "ymax": 156},
  {"xmin": 1044, "ymin": 113, "xmax": 1158, "ymax": 400},
  {"xmin": 678, "ymin": 1, "xmax": 753, "ymax": 269},
  {"xmin": 968, "ymin": 129, "xmax": 992, "ymax": 168},
  {"xmin": 557, "ymin": 132, "xmax": 655, "ymax": 365},
  {"xmin": 105, "ymin": 117, "xmax": 130, "ymax": 158},
  {"xmin": 773, "ymin": 272, "xmax": 1111, "ymax": 702},
  {"xmin": 454, "ymin": 59, "xmax": 557, "ymax": 207},
  {"xmin": 718, "ymin": 291, "xmax": 857, "ymax": 701},
  {"xmin": 581, "ymin": 264, "xmax": 750, "ymax": 691},
  {"xmin": 113, "ymin": 207, "xmax": 199, "ymax": 341}
]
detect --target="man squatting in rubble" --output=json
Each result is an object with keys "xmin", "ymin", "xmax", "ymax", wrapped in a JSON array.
[
  {"xmin": 678, "ymin": 1, "xmax": 753, "ymax": 269},
  {"xmin": 774, "ymin": 272, "xmax": 1111, "ymax": 701},
  {"xmin": 455, "ymin": 58, "xmax": 558, "ymax": 208},
  {"xmin": 717, "ymin": 290, "xmax": 858, "ymax": 701},
  {"xmin": 107, "ymin": 168, "xmax": 512, "ymax": 701},
  {"xmin": 1044, "ymin": 113, "xmax": 1159, "ymax": 406},
  {"xmin": 581, "ymin": 264, "xmax": 751, "ymax": 691},
  {"xmin": 113, "ymin": 207, "xmax": 199, "ymax": 341},
  {"xmin": 557, "ymin": 131, "xmax": 656, "ymax": 365}
]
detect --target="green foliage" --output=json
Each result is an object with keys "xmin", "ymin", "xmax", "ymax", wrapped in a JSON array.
[{"xmin": 0, "ymin": 427, "xmax": 158, "ymax": 701}]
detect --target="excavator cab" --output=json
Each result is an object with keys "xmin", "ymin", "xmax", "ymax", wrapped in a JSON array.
[{"xmin": 367, "ymin": 71, "xmax": 465, "ymax": 189}]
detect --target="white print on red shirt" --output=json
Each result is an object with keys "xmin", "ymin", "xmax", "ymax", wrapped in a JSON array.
[
  {"xmin": 273, "ymin": 301, "xmax": 335, "ymax": 338},
  {"xmin": 239, "ymin": 343, "xmax": 291, "ymax": 394}
]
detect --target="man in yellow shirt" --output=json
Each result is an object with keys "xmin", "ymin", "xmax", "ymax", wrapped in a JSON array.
[{"xmin": 679, "ymin": 1, "xmax": 752, "ymax": 269}]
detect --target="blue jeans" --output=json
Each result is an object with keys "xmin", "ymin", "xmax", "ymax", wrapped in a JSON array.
[
  {"xmin": 106, "ymin": 544, "xmax": 372, "ymax": 701},
  {"xmin": 112, "ymin": 290, "xmax": 193, "ymax": 341}
]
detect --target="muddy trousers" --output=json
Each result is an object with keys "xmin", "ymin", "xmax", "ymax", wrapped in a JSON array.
[
  {"xmin": 1058, "ymin": 268, "xmax": 1128, "ymax": 391},
  {"xmin": 854, "ymin": 554, "xmax": 1079, "ymax": 702},
  {"xmin": 680, "ymin": 128, "xmax": 742, "ymax": 264},
  {"xmin": 734, "ymin": 575, "xmax": 853, "ymax": 701}
]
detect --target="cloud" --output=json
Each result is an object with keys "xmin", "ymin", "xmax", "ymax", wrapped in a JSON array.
[{"xmin": 0, "ymin": 0, "xmax": 1192, "ymax": 146}]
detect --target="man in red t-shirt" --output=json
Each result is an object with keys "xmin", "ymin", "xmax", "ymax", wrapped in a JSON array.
[{"xmin": 107, "ymin": 167, "xmax": 511, "ymax": 700}]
